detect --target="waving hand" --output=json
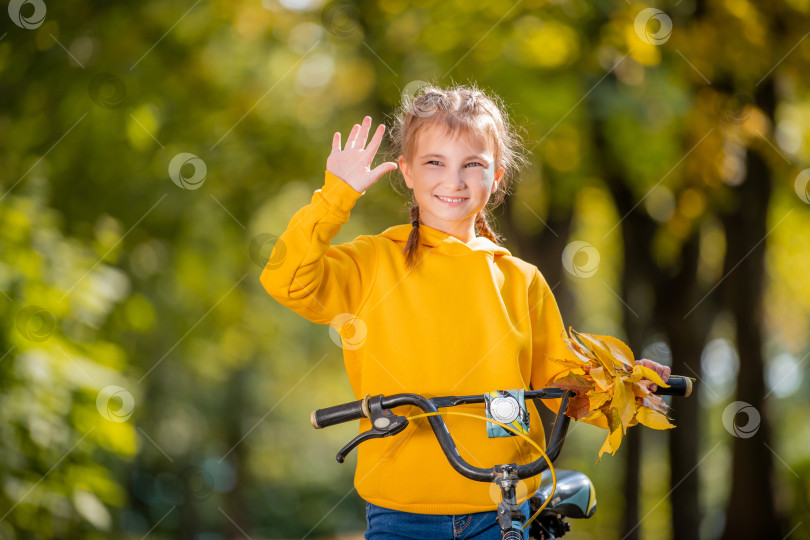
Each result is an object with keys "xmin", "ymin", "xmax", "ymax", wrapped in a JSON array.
[{"xmin": 327, "ymin": 116, "xmax": 398, "ymax": 194}]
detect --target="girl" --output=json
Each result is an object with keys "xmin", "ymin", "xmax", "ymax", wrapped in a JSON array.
[{"xmin": 260, "ymin": 84, "xmax": 669, "ymax": 539}]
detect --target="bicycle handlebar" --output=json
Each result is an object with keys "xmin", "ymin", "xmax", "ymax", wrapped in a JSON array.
[
  {"xmin": 311, "ymin": 376, "xmax": 691, "ymax": 483},
  {"xmin": 653, "ymin": 375, "xmax": 692, "ymax": 396},
  {"xmin": 310, "ymin": 398, "xmax": 368, "ymax": 429}
]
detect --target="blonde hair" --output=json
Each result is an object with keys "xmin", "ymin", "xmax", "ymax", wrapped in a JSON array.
[{"xmin": 386, "ymin": 82, "xmax": 529, "ymax": 271}]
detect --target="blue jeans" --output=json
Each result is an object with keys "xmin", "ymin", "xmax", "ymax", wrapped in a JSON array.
[{"xmin": 364, "ymin": 499, "xmax": 531, "ymax": 539}]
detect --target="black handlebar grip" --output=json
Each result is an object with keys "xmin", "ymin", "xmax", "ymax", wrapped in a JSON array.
[
  {"xmin": 311, "ymin": 397, "xmax": 368, "ymax": 429},
  {"xmin": 653, "ymin": 376, "xmax": 692, "ymax": 397}
]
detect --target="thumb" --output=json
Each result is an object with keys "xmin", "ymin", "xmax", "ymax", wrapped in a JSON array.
[{"xmin": 373, "ymin": 162, "xmax": 398, "ymax": 178}]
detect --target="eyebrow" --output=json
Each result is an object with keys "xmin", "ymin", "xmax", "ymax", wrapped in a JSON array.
[{"xmin": 419, "ymin": 153, "xmax": 489, "ymax": 161}]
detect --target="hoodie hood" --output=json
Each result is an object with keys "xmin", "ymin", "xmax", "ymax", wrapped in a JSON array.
[{"xmin": 379, "ymin": 223, "xmax": 512, "ymax": 258}]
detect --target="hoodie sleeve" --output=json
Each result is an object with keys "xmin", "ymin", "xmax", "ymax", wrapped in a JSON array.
[
  {"xmin": 528, "ymin": 268, "xmax": 609, "ymax": 429},
  {"xmin": 259, "ymin": 170, "xmax": 377, "ymax": 325}
]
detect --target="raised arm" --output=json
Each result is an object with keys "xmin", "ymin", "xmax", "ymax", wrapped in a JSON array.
[{"xmin": 259, "ymin": 117, "xmax": 398, "ymax": 325}]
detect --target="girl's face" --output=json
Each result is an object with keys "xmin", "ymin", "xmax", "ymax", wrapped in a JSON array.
[{"xmin": 398, "ymin": 123, "xmax": 504, "ymax": 243}]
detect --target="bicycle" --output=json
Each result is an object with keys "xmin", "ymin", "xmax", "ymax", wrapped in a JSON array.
[{"xmin": 311, "ymin": 376, "xmax": 693, "ymax": 539}]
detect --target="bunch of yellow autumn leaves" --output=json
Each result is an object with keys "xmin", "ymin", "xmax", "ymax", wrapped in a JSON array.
[{"xmin": 550, "ymin": 328, "xmax": 675, "ymax": 461}]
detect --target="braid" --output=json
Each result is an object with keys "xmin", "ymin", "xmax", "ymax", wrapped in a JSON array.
[
  {"xmin": 475, "ymin": 210, "xmax": 503, "ymax": 245},
  {"xmin": 403, "ymin": 204, "xmax": 421, "ymax": 271}
]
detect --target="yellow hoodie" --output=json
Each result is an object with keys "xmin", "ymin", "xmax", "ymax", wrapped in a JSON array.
[{"xmin": 260, "ymin": 170, "xmax": 578, "ymax": 515}]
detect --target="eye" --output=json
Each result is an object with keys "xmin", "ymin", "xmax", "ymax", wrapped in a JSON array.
[
  {"xmin": 427, "ymin": 160, "xmax": 442, "ymax": 166},
  {"xmin": 466, "ymin": 162, "xmax": 483, "ymax": 167}
]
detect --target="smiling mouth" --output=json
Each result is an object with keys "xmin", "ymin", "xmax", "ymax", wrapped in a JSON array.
[{"xmin": 435, "ymin": 195, "xmax": 468, "ymax": 204}]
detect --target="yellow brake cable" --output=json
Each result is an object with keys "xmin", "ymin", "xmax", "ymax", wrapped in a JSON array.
[{"xmin": 404, "ymin": 410, "xmax": 557, "ymax": 531}]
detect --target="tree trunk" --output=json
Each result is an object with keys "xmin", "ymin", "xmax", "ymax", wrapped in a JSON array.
[
  {"xmin": 719, "ymin": 77, "xmax": 783, "ymax": 540},
  {"xmin": 589, "ymin": 76, "xmax": 711, "ymax": 538},
  {"xmin": 614, "ymin": 170, "xmax": 653, "ymax": 540},
  {"xmin": 659, "ymin": 232, "xmax": 708, "ymax": 540},
  {"xmin": 223, "ymin": 367, "xmax": 251, "ymax": 539},
  {"xmin": 587, "ymin": 89, "xmax": 658, "ymax": 540}
]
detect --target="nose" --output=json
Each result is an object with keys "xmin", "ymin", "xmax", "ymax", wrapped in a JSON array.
[{"xmin": 444, "ymin": 170, "xmax": 466, "ymax": 190}]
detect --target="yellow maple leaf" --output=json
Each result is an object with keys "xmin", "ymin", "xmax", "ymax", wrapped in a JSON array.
[
  {"xmin": 574, "ymin": 331, "xmax": 617, "ymax": 376},
  {"xmin": 588, "ymin": 391, "xmax": 611, "ymax": 410},
  {"xmin": 590, "ymin": 366, "xmax": 613, "ymax": 391},
  {"xmin": 592, "ymin": 333, "xmax": 636, "ymax": 367},
  {"xmin": 597, "ymin": 410, "xmax": 624, "ymax": 462},
  {"xmin": 611, "ymin": 380, "xmax": 635, "ymax": 434},
  {"xmin": 635, "ymin": 407, "xmax": 675, "ymax": 430},
  {"xmin": 581, "ymin": 408, "xmax": 604, "ymax": 423},
  {"xmin": 631, "ymin": 364, "xmax": 670, "ymax": 388},
  {"xmin": 597, "ymin": 430, "xmax": 616, "ymax": 461},
  {"xmin": 549, "ymin": 356, "xmax": 588, "ymax": 371}
]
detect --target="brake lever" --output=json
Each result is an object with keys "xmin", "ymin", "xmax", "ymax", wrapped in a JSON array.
[{"xmin": 336, "ymin": 395, "xmax": 409, "ymax": 463}]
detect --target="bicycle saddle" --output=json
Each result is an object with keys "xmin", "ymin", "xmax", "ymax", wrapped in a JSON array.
[{"xmin": 530, "ymin": 469, "xmax": 597, "ymax": 519}]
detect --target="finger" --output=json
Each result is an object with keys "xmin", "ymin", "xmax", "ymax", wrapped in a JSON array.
[
  {"xmin": 662, "ymin": 366, "xmax": 671, "ymax": 382},
  {"xmin": 650, "ymin": 384, "xmax": 658, "ymax": 393},
  {"xmin": 347, "ymin": 123, "xmax": 361, "ymax": 149},
  {"xmin": 364, "ymin": 124, "xmax": 386, "ymax": 163},
  {"xmin": 357, "ymin": 116, "xmax": 372, "ymax": 150},
  {"xmin": 371, "ymin": 161, "xmax": 398, "ymax": 180},
  {"xmin": 332, "ymin": 131, "xmax": 341, "ymax": 152}
]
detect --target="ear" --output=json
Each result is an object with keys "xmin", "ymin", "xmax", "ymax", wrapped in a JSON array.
[
  {"xmin": 491, "ymin": 166, "xmax": 504, "ymax": 193},
  {"xmin": 398, "ymin": 156, "xmax": 413, "ymax": 189}
]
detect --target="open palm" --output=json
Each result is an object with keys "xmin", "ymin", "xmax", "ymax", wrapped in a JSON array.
[{"xmin": 327, "ymin": 116, "xmax": 398, "ymax": 194}]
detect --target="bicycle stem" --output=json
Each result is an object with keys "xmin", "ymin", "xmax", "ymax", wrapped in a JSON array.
[{"xmin": 494, "ymin": 464, "xmax": 527, "ymax": 536}]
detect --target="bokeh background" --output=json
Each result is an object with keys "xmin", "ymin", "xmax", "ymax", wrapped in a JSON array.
[{"xmin": 2, "ymin": 0, "xmax": 810, "ymax": 538}]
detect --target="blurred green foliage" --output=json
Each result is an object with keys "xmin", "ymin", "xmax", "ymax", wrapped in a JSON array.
[{"xmin": 2, "ymin": 0, "xmax": 810, "ymax": 539}]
